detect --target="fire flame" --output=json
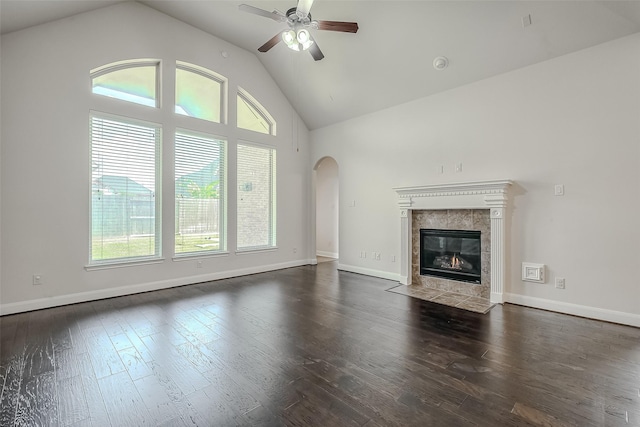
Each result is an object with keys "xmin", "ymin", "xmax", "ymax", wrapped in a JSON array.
[{"xmin": 451, "ymin": 254, "xmax": 461, "ymax": 269}]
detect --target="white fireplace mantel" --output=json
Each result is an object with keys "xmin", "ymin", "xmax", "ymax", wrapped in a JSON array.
[{"xmin": 393, "ymin": 180, "xmax": 513, "ymax": 304}]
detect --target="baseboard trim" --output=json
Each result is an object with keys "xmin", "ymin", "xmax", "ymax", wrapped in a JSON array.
[
  {"xmin": 337, "ymin": 263, "xmax": 400, "ymax": 282},
  {"xmin": 0, "ymin": 259, "xmax": 313, "ymax": 316},
  {"xmin": 316, "ymin": 251, "xmax": 338, "ymax": 259},
  {"xmin": 505, "ymin": 293, "xmax": 640, "ymax": 328}
]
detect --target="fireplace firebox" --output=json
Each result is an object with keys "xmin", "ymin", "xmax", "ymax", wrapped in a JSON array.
[{"xmin": 420, "ymin": 229, "xmax": 481, "ymax": 284}]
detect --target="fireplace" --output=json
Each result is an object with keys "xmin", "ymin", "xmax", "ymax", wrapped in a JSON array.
[
  {"xmin": 420, "ymin": 229, "xmax": 481, "ymax": 283},
  {"xmin": 393, "ymin": 180, "xmax": 512, "ymax": 303}
]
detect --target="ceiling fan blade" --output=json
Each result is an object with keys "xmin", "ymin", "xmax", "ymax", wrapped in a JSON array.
[
  {"xmin": 258, "ymin": 32, "xmax": 283, "ymax": 53},
  {"xmin": 239, "ymin": 4, "xmax": 286, "ymax": 22},
  {"xmin": 308, "ymin": 37, "xmax": 324, "ymax": 61},
  {"xmin": 316, "ymin": 20, "xmax": 359, "ymax": 33},
  {"xmin": 296, "ymin": 0, "xmax": 314, "ymax": 19}
]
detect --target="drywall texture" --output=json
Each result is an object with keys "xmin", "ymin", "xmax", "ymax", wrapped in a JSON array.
[
  {"xmin": 315, "ymin": 157, "xmax": 339, "ymax": 257},
  {"xmin": 0, "ymin": 3, "xmax": 311, "ymax": 311},
  {"xmin": 311, "ymin": 33, "xmax": 640, "ymax": 322}
]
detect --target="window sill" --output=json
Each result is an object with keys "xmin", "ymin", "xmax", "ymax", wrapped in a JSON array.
[
  {"xmin": 85, "ymin": 258, "xmax": 165, "ymax": 271},
  {"xmin": 235, "ymin": 246, "xmax": 278, "ymax": 255},
  {"xmin": 172, "ymin": 252, "xmax": 230, "ymax": 262}
]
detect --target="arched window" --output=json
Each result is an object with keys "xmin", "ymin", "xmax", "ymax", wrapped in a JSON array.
[
  {"xmin": 91, "ymin": 59, "xmax": 159, "ymax": 108},
  {"xmin": 237, "ymin": 87, "xmax": 276, "ymax": 135},
  {"xmin": 175, "ymin": 61, "xmax": 226, "ymax": 123}
]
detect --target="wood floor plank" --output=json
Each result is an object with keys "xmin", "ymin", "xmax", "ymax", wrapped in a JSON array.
[
  {"xmin": 133, "ymin": 374, "xmax": 180, "ymax": 426},
  {"xmin": 97, "ymin": 371, "xmax": 151, "ymax": 426},
  {"xmin": 14, "ymin": 371, "xmax": 58, "ymax": 427},
  {"xmin": 76, "ymin": 352, "xmax": 109, "ymax": 426},
  {"xmin": 83, "ymin": 328, "xmax": 125, "ymax": 380},
  {"xmin": 0, "ymin": 354, "xmax": 24, "ymax": 427},
  {"xmin": 57, "ymin": 375, "xmax": 90, "ymax": 426},
  {"xmin": 1, "ymin": 261, "xmax": 639, "ymax": 426}
]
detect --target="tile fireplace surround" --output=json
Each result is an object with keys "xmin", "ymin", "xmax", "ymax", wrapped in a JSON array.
[{"xmin": 393, "ymin": 180, "xmax": 512, "ymax": 305}]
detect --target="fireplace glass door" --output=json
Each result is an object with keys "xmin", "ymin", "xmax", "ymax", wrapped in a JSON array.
[{"xmin": 420, "ymin": 229, "xmax": 481, "ymax": 283}]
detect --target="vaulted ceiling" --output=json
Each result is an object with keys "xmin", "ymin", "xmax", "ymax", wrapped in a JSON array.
[{"xmin": 2, "ymin": 0, "xmax": 640, "ymax": 130}]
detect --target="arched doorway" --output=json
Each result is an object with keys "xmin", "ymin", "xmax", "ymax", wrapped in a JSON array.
[{"xmin": 314, "ymin": 157, "xmax": 339, "ymax": 261}]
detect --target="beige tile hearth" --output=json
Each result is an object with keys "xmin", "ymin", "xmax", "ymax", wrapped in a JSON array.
[{"xmin": 387, "ymin": 285, "xmax": 495, "ymax": 314}]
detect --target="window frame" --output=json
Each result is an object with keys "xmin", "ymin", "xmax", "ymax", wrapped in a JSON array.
[
  {"xmin": 88, "ymin": 111, "xmax": 163, "ymax": 268},
  {"xmin": 90, "ymin": 59, "xmax": 161, "ymax": 109},
  {"xmin": 235, "ymin": 141, "xmax": 277, "ymax": 252},
  {"xmin": 175, "ymin": 61, "xmax": 228, "ymax": 124},
  {"xmin": 237, "ymin": 87, "xmax": 276, "ymax": 136},
  {"xmin": 174, "ymin": 128, "xmax": 228, "ymax": 258}
]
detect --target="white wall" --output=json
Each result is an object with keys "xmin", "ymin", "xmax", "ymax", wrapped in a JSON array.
[
  {"xmin": 0, "ymin": 3, "xmax": 311, "ymax": 314},
  {"xmin": 315, "ymin": 157, "xmax": 339, "ymax": 258},
  {"xmin": 311, "ymin": 33, "xmax": 640, "ymax": 325}
]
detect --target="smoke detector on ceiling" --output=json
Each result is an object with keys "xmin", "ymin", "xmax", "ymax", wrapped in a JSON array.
[{"xmin": 433, "ymin": 56, "xmax": 449, "ymax": 71}]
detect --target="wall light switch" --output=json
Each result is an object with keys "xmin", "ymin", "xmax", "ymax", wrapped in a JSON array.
[{"xmin": 554, "ymin": 184, "xmax": 564, "ymax": 196}]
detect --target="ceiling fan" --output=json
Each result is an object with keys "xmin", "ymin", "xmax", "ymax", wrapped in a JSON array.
[{"xmin": 239, "ymin": 0, "xmax": 359, "ymax": 61}]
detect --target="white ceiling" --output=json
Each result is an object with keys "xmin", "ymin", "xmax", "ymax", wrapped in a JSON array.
[{"xmin": 2, "ymin": 0, "xmax": 640, "ymax": 130}]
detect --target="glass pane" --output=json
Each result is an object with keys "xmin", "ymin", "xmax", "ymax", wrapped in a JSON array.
[
  {"xmin": 92, "ymin": 65, "xmax": 157, "ymax": 107},
  {"xmin": 175, "ymin": 67, "xmax": 221, "ymax": 123},
  {"xmin": 91, "ymin": 115, "xmax": 160, "ymax": 262},
  {"xmin": 237, "ymin": 144, "xmax": 276, "ymax": 249},
  {"xmin": 175, "ymin": 132, "xmax": 226, "ymax": 255},
  {"xmin": 237, "ymin": 94, "xmax": 270, "ymax": 134}
]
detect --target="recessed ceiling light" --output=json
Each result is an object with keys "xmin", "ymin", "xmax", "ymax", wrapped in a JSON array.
[{"xmin": 433, "ymin": 56, "xmax": 449, "ymax": 71}]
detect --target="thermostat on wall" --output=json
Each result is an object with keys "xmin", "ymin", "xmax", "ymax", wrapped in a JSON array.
[{"xmin": 522, "ymin": 262, "xmax": 545, "ymax": 283}]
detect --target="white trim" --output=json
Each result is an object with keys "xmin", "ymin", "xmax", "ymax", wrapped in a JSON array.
[
  {"xmin": 337, "ymin": 263, "xmax": 401, "ymax": 282},
  {"xmin": 316, "ymin": 251, "xmax": 338, "ymax": 259},
  {"xmin": 172, "ymin": 252, "xmax": 230, "ymax": 262},
  {"xmin": 85, "ymin": 258, "xmax": 165, "ymax": 271},
  {"xmin": 0, "ymin": 259, "xmax": 313, "ymax": 316},
  {"xmin": 505, "ymin": 293, "xmax": 640, "ymax": 328},
  {"xmin": 235, "ymin": 247, "xmax": 278, "ymax": 255}
]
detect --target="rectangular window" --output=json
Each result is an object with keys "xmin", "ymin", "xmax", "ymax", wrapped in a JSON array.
[
  {"xmin": 90, "ymin": 113, "xmax": 161, "ymax": 263},
  {"xmin": 175, "ymin": 131, "xmax": 226, "ymax": 255},
  {"xmin": 237, "ymin": 143, "xmax": 276, "ymax": 250}
]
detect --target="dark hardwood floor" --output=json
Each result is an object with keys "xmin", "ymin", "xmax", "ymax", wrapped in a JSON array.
[{"xmin": 1, "ymin": 261, "xmax": 639, "ymax": 426}]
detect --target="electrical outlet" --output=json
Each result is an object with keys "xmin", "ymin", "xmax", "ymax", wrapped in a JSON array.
[
  {"xmin": 293, "ymin": 247, "xmax": 297, "ymax": 254},
  {"xmin": 555, "ymin": 277, "xmax": 565, "ymax": 289},
  {"xmin": 375, "ymin": 253, "xmax": 381, "ymax": 261},
  {"xmin": 455, "ymin": 162, "xmax": 463, "ymax": 173},
  {"xmin": 33, "ymin": 275, "xmax": 43, "ymax": 285}
]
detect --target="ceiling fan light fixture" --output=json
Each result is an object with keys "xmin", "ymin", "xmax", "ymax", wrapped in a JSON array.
[
  {"xmin": 282, "ymin": 29, "xmax": 296, "ymax": 46},
  {"xmin": 282, "ymin": 28, "xmax": 314, "ymax": 51},
  {"xmin": 297, "ymin": 29, "xmax": 310, "ymax": 44}
]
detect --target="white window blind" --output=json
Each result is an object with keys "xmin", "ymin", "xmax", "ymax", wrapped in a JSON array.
[
  {"xmin": 237, "ymin": 143, "xmax": 276, "ymax": 250},
  {"xmin": 90, "ymin": 114, "xmax": 161, "ymax": 263},
  {"xmin": 175, "ymin": 131, "xmax": 226, "ymax": 255}
]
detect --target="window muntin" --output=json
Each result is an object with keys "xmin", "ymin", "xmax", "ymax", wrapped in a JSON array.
[
  {"xmin": 237, "ymin": 88, "xmax": 276, "ymax": 135},
  {"xmin": 91, "ymin": 61, "xmax": 159, "ymax": 108},
  {"xmin": 175, "ymin": 62, "xmax": 225, "ymax": 123},
  {"xmin": 90, "ymin": 113, "xmax": 161, "ymax": 263},
  {"xmin": 175, "ymin": 131, "xmax": 227, "ymax": 255},
  {"xmin": 237, "ymin": 143, "xmax": 276, "ymax": 250}
]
